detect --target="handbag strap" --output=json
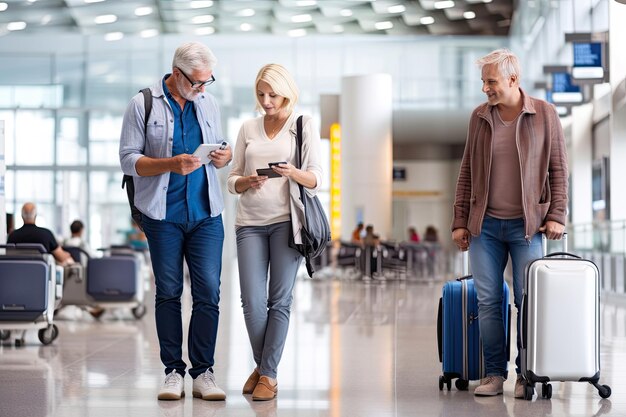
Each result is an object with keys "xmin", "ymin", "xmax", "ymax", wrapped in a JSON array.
[{"xmin": 295, "ymin": 115, "xmax": 307, "ymax": 215}]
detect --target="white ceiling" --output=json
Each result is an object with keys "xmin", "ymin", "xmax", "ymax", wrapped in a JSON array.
[{"xmin": 0, "ymin": 0, "xmax": 514, "ymax": 38}]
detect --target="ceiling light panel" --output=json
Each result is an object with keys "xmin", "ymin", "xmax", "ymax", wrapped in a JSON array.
[
  {"xmin": 191, "ymin": 14, "xmax": 214, "ymax": 24},
  {"xmin": 433, "ymin": 1, "xmax": 454, "ymax": 9},
  {"xmin": 134, "ymin": 6, "xmax": 152, "ymax": 17},
  {"xmin": 190, "ymin": 0, "xmax": 213, "ymax": 9},
  {"xmin": 291, "ymin": 14, "xmax": 312, "ymax": 23},
  {"xmin": 7, "ymin": 20, "xmax": 26, "ymax": 30},
  {"xmin": 94, "ymin": 14, "xmax": 117, "ymax": 24}
]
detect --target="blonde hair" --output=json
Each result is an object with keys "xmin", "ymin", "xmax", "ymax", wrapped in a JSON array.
[
  {"xmin": 476, "ymin": 48, "xmax": 521, "ymax": 81},
  {"xmin": 254, "ymin": 64, "xmax": 299, "ymax": 114}
]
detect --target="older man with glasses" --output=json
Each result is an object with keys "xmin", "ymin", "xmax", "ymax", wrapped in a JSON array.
[{"xmin": 119, "ymin": 42, "xmax": 232, "ymax": 401}]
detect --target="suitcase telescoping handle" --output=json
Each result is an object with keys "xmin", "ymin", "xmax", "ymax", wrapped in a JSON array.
[
  {"xmin": 541, "ymin": 232, "xmax": 580, "ymax": 259},
  {"xmin": 456, "ymin": 250, "xmax": 472, "ymax": 281}
]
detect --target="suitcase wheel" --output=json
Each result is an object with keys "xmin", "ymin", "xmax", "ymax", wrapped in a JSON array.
[
  {"xmin": 0, "ymin": 330, "xmax": 10, "ymax": 341},
  {"xmin": 598, "ymin": 385, "xmax": 611, "ymax": 399},
  {"xmin": 38, "ymin": 324, "xmax": 59, "ymax": 345},
  {"xmin": 438, "ymin": 375, "xmax": 452, "ymax": 391},
  {"xmin": 541, "ymin": 383, "xmax": 552, "ymax": 399},
  {"xmin": 455, "ymin": 379, "xmax": 469, "ymax": 391},
  {"xmin": 132, "ymin": 304, "xmax": 147, "ymax": 319},
  {"xmin": 524, "ymin": 384, "xmax": 534, "ymax": 401}
]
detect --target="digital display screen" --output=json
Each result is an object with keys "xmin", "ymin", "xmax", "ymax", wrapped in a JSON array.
[
  {"xmin": 552, "ymin": 73, "xmax": 579, "ymax": 93},
  {"xmin": 573, "ymin": 42, "xmax": 602, "ymax": 67},
  {"xmin": 572, "ymin": 42, "xmax": 604, "ymax": 79},
  {"xmin": 551, "ymin": 72, "xmax": 583, "ymax": 103},
  {"xmin": 393, "ymin": 167, "xmax": 406, "ymax": 181}
]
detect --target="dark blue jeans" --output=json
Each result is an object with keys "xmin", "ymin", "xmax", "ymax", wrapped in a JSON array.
[{"xmin": 142, "ymin": 214, "xmax": 224, "ymax": 379}]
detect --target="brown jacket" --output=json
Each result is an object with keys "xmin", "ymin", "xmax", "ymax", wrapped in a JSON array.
[{"xmin": 452, "ymin": 89, "xmax": 568, "ymax": 239}]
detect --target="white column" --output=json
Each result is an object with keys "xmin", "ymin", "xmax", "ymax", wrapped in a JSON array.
[
  {"xmin": 609, "ymin": 1, "xmax": 626, "ymax": 221},
  {"xmin": 0, "ymin": 120, "xmax": 5, "ymax": 244},
  {"xmin": 570, "ymin": 104, "xmax": 593, "ymax": 248},
  {"xmin": 340, "ymin": 74, "xmax": 393, "ymax": 240}
]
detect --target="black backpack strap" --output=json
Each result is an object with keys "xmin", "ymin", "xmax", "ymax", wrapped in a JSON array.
[{"xmin": 140, "ymin": 88, "xmax": 152, "ymax": 133}]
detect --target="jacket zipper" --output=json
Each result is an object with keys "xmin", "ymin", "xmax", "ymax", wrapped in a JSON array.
[
  {"xmin": 476, "ymin": 113, "xmax": 494, "ymax": 234},
  {"xmin": 514, "ymin": 113, "xmax": 531, "ymax": 242}
]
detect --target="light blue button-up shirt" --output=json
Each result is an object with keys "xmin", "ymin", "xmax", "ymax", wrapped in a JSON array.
[{"xmin": 119, "ymin": 77, "xmax": 227, "ymax": 221}]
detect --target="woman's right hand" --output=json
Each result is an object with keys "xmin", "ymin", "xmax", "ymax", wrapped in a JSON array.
[
  {"xmin": 236, "ymin": 175, "xmax": 268, "ymax": 193},
  {"xmin": 247, "ymin": 175, "xmax": 268, "ymax": 190}
]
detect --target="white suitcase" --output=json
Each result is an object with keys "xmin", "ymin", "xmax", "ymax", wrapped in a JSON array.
[{"xmin": 519, "ymin": 234, "xmax": 611, "ymax": 400}]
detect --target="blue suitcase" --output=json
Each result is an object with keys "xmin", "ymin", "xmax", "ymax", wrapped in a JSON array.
[{"xmin": 437, "ymin": 253, "xmax": 510, "ymax": 390}]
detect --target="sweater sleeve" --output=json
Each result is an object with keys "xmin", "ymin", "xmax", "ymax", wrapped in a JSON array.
[
  {"xmin": 300, "ymin": 116, "xmax": 323, "ymax": 196},
  {"xmin": 227, "ymin": 123, "xmax": 247, "ymax": 194}
]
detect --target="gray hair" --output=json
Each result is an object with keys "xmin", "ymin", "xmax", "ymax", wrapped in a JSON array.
[
  {"xmin": 254, "ymin": 64, "xmax": 300, "ymax": 114},
  {"xmin": 476, "ymin": 48, "xmax": 521, "ymax": 81},
  {"xmin": 172, "ymin": 42, "xmax": 218, "ymax": 74}
]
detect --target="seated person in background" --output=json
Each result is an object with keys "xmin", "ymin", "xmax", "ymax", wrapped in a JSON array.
[
  {"xmin": 125, "ymin": 219, "xmax": 148, "ymax": 251},
  {"xmin": 351, "ymin": 222, "xmax": 364, "ymax": 245},
  {"xmin": 8, "ymin": 202, "xmax": 74, "ymax": 266},
  {"xmin": 362, "ymin": 224, "xmax": 380, "ymax": 247},
  {"xmin": 408, "ymin": 226, "xmax": 420, "ymax": 243},
  {"xmin": 424, "ymin": 225, "xmax": 440, "ymax": 243},
  {"xmin": 6, "ymin": 212, "xmax": 14, "ymax": 237},
  {"xmin": 63, "ymin": 219, "xmax": 92, "ymax": 257}
]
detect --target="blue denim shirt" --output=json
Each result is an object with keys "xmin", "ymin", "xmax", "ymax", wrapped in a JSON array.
[
  {"xmin": 162, "ymin": 77, "xmax": 211, "ymax": 223},
  {"xmin": 119, "ymin": 75, "xmax": 227, "ymax": 221}
]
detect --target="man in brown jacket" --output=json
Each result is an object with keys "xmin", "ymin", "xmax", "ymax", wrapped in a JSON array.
[{"xmin": 451, "ymin": 49, "xmax": 568, "ymax": 398}]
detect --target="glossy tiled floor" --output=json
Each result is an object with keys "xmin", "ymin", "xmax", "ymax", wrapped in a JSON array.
[{"xmin": 1, "ymin": 260, "xmax": 625, "ymax": 417}]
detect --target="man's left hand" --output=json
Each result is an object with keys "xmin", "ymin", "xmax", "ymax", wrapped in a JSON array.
[
  {"xmin": 209, "ymin": 146, "xmax": 232, "ymax": 168},
  {"xmin": 538, "ymin": 220, "xmax": 565, "ymax": 240}
]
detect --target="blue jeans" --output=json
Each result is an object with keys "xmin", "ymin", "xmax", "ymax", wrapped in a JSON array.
[
  {"xmin": 236, "ymin": 221, "xmax": 302, "ymax": 379},
  {"xmin": 469, "ymin": 216, "xmax": 542, "ymax": 378},
  {"xmin": 142, "ymin": 214, "xmax": 224, "ymax": 379}
]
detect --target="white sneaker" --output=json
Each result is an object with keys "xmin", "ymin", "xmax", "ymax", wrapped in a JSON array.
[
  {"xmin": 158, "ymin": 370, "xmax": 185, "ymax": 400},
  {"xmin": 193, "ymin": 369, "xmax": 226, "ymax": 401}
]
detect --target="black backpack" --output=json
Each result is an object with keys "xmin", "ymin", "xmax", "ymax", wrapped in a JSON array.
[{"xmin": 121, "ymin": 88, "xmax": 152, "ymax": 231}]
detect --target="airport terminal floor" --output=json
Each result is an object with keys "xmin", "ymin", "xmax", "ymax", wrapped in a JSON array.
[{"xmin": 1, "ymin": 254, "xmax": 625, "ymax": 417}]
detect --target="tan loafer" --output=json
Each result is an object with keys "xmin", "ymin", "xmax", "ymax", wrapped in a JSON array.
[
  {"xmin": 252, "ymin": 376, "xmax": 278, "ymax": 401},
  {"xmin": 242, "ymin": 368, "xmax": 261, "ymax": 394}
]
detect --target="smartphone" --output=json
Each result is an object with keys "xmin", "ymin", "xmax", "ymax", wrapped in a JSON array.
[
  {"xmin": 192, "ymin": 142, "xmax": 228, "ymax": 164},
  {"xmin": 256, "ymin": 168, "xmax": 282, "ymax": 178},
  {"xmin": 268, "ymin": 161, "xmax": 287, "ymax": 168}
]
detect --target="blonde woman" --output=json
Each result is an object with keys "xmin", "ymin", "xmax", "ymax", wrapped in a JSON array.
[{"xmin": 227, "ymin": 64, "xmax": 322, "ymax": 400}]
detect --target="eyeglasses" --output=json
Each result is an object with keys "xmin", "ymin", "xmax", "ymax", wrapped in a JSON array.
[{"xmin": 176, "ymin": 66, "xmax": 215, "ymax": 88}]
